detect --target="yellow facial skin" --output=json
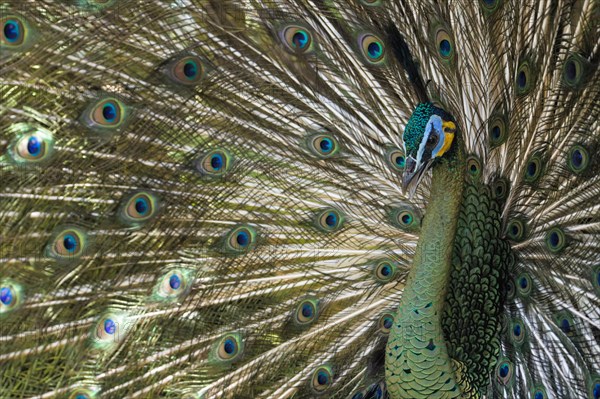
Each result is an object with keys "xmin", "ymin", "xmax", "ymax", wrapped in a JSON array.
[{"xmin": 437, "ymin": 120, "xmax": 456, "ymax": 157}]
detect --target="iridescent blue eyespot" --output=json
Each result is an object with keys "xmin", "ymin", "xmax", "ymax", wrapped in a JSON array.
[
  {"xmin": 386, "ymin": 148, "xmax": 406, "ymax": 172},
  {"xmin": 359, "ymin": 34, "xmax": 385, "ymax": 64},
  {"xmin": 316, "ymin": 208, "xmax": 344, "ymax": 232},
  {"xmin": 183, "ymin": 61, "xmax": 198, "ymax": 79},
  {"xmin": 281, "ymin": 25, "xmax": 315, "ymax": 54},
  {"xmin": 311, "ymin": 365, "xmax": 333, "ymax": 392},
  {"xmin": 27, "ymin": 136, "xmax": 41, "ymax": 156},
  {"xmin": 568, "ymin": 145, "xmax": 590, "ymax": 174},
  {"xmin": 211, "ymin": 154, "xmax": 223, "ymax": 170},
  {"xmin": 102, "ymin": 103, "xmax": 117, "ymax": 123},
  {"xmin": 226, "ymin": 226, "xmax": 257, "ymax": 253},
  {"xmin": 294, "ymin": 299, "xmax": 318, "ymax": 325},
  {"xmin": 121, "ymin": 192, "xmax": 158, "ymax": 225},
  {"xmin": 352, "ymin": 393, "xmax": 365, "ymax": 399},
  {"xmin": 48, "ymin": 228, "xmax": 87, "ymax": 259},
  {"xmin": 516, "ymin": 273, "xmax": 532, "ymax": 297},
  {"xmin": 390, "ymin": 206, "xmax": 421, "ymax": 231},
  {"xmin": 104, "ymin": 319, "xmax": 116, "ymax": 335},
  {"xmin": 0, "ymin": 287, "xmax": 13, "ymax": 305},
  {"xmin": 1, "ymin": 16, "xmax": 29, "ymax": 47},
  {"xmin": 545, "ymin": 227, "xmax": 566, "ymax": 253},
  {"xmin": 510, "ymin": 319, "xmax": 526, "ymax": 345},
  {"xmin": 378, "ymin": 312, "xmax": 394, "ymax": 334},
  {"xmin": 531, "ymin": 385, "xmax": 547, "ymax": 399},
  {"xmin": 10, "ymin": 125, "xmax": 54, "ymax": 164},
  {"xmin": 168, "ymin": 55, "xmax": 207, "ymax": 85},
  {"xmin": 197, "ymin": 149, "xmax": 232, "ymax": 177},
  {"xmin": 374, "ymin": 260, "xmax": 397, "ymax": 283},
  {"xmin": 216, "ymin": 333, "xmax": 243, "ymax": 361},
  {"xmin": 562, "ymin": 54, "xmax": 587, "ymax": 88},
  {"xmin": 434, "ymin": 28, "xmax": 454, "ymax": 60},
  {"xmin": 307, "ymin": 132, "xmax": 340, "ymax": 158},
  {"xmin": 496, "ymin": 358, "xmax": 513, "ymax": 385},
  {"xmin": 593, "ymin": 265, "xmax": 600, "ymax": 296},
  {"xmin": 524, "ymin": 154, "xmax": 543, "ymax": 183},
  {"xmin": 516, "ymin": 62, "xmax": 533, "ymax": 94},
  {"xmin": 169, "ymin": 274, "xmax": 181, "ymax": 290},
  {"xmin": 156, "ymin": 270, "xmax": 191, "ymax": 299},
  {"xmin": 86, "ymin": 97, "xmax": 127, "ymax": 130}
]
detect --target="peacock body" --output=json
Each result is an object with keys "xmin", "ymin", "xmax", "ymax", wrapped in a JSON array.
[{"xmin": 0, "ymin": 0, "xmax": 599, "ymax": 398}]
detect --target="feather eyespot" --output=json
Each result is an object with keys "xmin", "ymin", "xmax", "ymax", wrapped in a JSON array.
[
  {"xmin": 168, "ymin": 56, "xmax": 207, "ymax": 85},
  {"xmin": 374, "ymin": 260, "xmax": 397, "ymax": 283},
  {"xmin": 466, "ymin": 156, "xmax": 482, "ymax": 178},
  {"xmin": 352, "ymin": 392, "xmax": 365, "ymax": 399},
  {"xmin": 480, "ymin": 0, "xmax": 502, "ymax": 11},
  {"xmin": 489, "ymin": 114, "xmax": 508, "ymax": 146},
  {"xmin": 358, "ymin": 33, "xmax": 385, "ymax": 64},
  {"xmin": 545, "ymin": 227, "xmax": 566, "ymax": 253},
  {"xmin": 523, "ymin": 155, "xmax": 543, "ymax": 183},
  {"xmin": 196, "ymin": 149, "xmax": 233, "ymax": 177},
  {"xmin": 225, "ymin": 225, "xmax": 257, "ymax": 253},
  {"xmin": 515, "ymin": 62, "xmax": 533, "ymax": 95},
  {"xmin": 215, "ymin": 333, "xmax": 243, "ymax": 361},
  {"xmin": 567, "ymin": 144, "xmax": 590, "ymax": 174},
  {"xmin": 120, "ymin": 192, "xmax": 159, "ymax": 225},
  {"xmin": 554, "ymin": 311, "xmax": 575, "ymax": 335},
  {"xmin": 505, "ymin": 219, "xmax": 526, "ymax": 241},
  {"xmin": 516, "ymin": 273, "xmax": 532, "ymax": 297},
  {"xmin": 47, "ymin": 228, "xmax": 87, "ymax": 260},
  {"xmin": 434, "ymin": 28, "xmax": 454, "ymax": 61},
  {"xmin": 307, "ymin": 133, "xmax": 339, "ymax": 158},
  {"xmin": 562, "ymin": 54, "xmax": 588, "ymax": 89},
  {"xmin": 1, "ymin": 15, "xmax": 34, "ymax": 49},
  {"xmin": 495, "ymin": 358, "xmax": 514, "ymax": 385},
  {"xmin": 378, "ymin": 313, "xmax": 394, "ymax": 334},
  {"xmin": 83, "ymin": 97, "xmax": 128, "ymax": 133},
  {"xmin": 280, "ymin": 25, "xmax": 315, "ymax": 54},
  {"xmin": 386, "ymin": 148, "xmax": 406, "ymax": 171},
  {"xmin": 315, "ymin": 208, "xmax": 344, "ymax": 232},
  {"xmin": 509, "ymin": 319, "xmax": 526, "ymax": 345},
  {"xmin": 9, "ymin": 125, "xmax": 54, "ymax": 165},
  {"xmin": 531, "ymin": 386, "xmax": 548, "ymax": 399},
  {"xmin": 311, "ymin": 365, "xmax": 333, "ymax": 392},
  {"xmin": 0, "ymin": 281, "xmax": 23, "ymax": 314},
  {"xmin": 92, "ymin": 312, "xmax": 130, "ymax": 350},
  {"xmin": 492, "ymin": 178, "xmax": 509, "ymax": 200},
  {"xmin": 69, "ymin": 388, "xmax": 98, "ymax": 399},
  {"xmin": 389, "ymin": 205, "xmax": 421, "ymax": 231},
  {"xmin": 294, "ymin": 299, "xmax": 319, "ymax": 325}
]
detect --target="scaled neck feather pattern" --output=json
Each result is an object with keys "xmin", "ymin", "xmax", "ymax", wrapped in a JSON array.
[{"xmin": 386, "ymin": 144, "xmax": 467, "ymax": 399}]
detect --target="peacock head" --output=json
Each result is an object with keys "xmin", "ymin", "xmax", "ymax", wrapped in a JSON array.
[{"xmin": 401, "ymin": 102, "xmax": 456, "ymax": 192}]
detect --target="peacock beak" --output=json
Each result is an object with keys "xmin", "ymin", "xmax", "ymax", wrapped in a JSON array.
[{"xmin": 402, "ymin": 156, "xmax": 434, "ymax": 197}]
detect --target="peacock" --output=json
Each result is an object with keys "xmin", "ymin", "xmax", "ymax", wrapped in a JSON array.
[{"xmin": 1, "ymin": 0, "xmax": 599, "ymax": 398}]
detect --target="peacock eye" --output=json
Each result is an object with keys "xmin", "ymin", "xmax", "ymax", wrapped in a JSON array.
[
  {"xmin": 215, "ymin": 333, "xmax": 243, "ymax": 361},
  {"xmin": 225, "ymin": 225, "xmax": 257, "ymax": 253},
  {"xmin": 120, "ymin": 191, "xmax": 159, "ymax": 225},
  {"xmin": 378, "ymin": 313, "xmax": 394, "ymax": 334},
  {"xmin": 0, "ymin": 282, "xmax": 23, "ymax": 314},
  {"xmin": 311, "ymin": 365, "xmax": 333, "ymax": 392},
  {"xmin": 495, "ymin": 358, "xmax": 514, "ymax": 385},
  {"xmin": 374, "ymin": 260, "xmax": 397, "ymax": 282},
  {"xmin": 545, "ymin": 227, "xmax": 566, "ymax": 253},
  {"xmin": 281, "ymin": 25, "xmax": 315, "ymax": 54},
  {"xmin": 294, "ymin": 299, "xmax": 319, "ymax": 325},
  {"xmin": 196, "ymin": 149, "xmax": 233, "ymax": 177},
  {"xmin": 316, "ymin": 208, "xmax": 344, "ymax": 232},
  {"xmin": 386, "ymin": 148, "xmax": 406, "ymax": 171},
  {"xmin": 358, "ymin": 33, "xmax": 385, "ymax": 64},
  {"xmin": 510, "ymin": 319, "xmax": 526, "ymax": 345},
  {"xmin": 9, "ymin": 126, "xmax": 54, "ymax": 164},
  {"xmin": 47, "ymin": 228, "xmax": 88, "ymax": 259},
  {"xmin": 531, "ymin": 386, "xmax": 548, "ymax": 399},
  {"xmin": 169, "ymin": 56, "xmax": 207, "ymax": 85},
  {"xmin": 307, "ymin": 133, "xmax": 340, "ymax": 158},
  {"xmin": 567, "ymin": 144, "xmax": 590, "ymax": 174},
  {"xmin": 1, "ymin": 15, "xmax": 34, "ymax": 48}
]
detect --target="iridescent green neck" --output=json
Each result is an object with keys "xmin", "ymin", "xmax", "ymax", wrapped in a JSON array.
[{"xmin": 386, "ymin": 149, "xmax": 466, "ymax": 399}]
